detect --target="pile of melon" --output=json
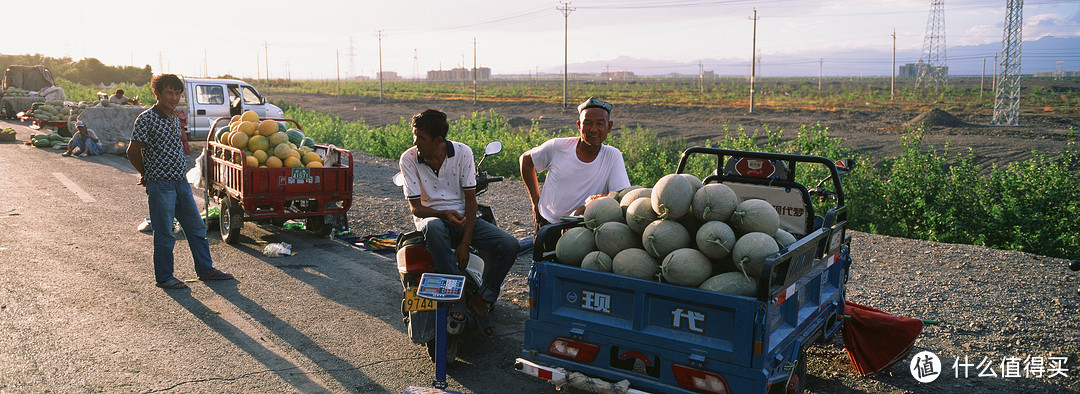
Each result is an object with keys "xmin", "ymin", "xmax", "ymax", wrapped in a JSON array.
[
  {"xmin": 214, "ymin": 110, "xmax": 321, "ymax": 168},
  {"xmin": 28, "ymin": 101, "xmax": 69, "ymax": 122},
  {"xmin": 554, "ymin": 173, "xmax": 799, "ymax": 297}
]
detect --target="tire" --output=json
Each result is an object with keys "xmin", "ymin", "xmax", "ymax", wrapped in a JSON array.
[
  {"xmin": 220, "ymin": 197, "xmax": 243, "ymax": 244},
  {"xmin": 425, "ymin": 336, "xmax": 459, "ymax": 365},
  {"xmin": 305, "ymin": 215, "xmax": 330, "ymax": 237}
]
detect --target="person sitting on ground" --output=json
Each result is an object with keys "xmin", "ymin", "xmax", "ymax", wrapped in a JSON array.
[
  {"xmin": 62, "ymin": 121, "xmax": 103, "ymax": 157},
  {"xmin": 398, "ymin": 109, "xmax": 518, "ymax": 337},
  {"xmin": 520, "ymin": 96, "xmax": 631, "ymax": 235},
  {"xmin": 109, "ymin": 89, "xmax": 137, "ymax": 105}
]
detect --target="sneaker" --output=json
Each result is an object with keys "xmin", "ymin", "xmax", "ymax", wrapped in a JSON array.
[{"xmin": 61, "ymin": 151, "xmax": 72, "ymax": 157}]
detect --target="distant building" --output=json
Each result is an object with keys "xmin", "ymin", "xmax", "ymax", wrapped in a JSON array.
[
  {"xmin": 898, "ymin": 61, "xmax": 948, "ymax": 78},
  {"xmin": 427, "ymin": 67, "xmax": 491, "ymax": 81},
  {"xmin": 377, "ymin": 71, "xmax": 402, "ymax": 80},
  {"xmin": 600, "ymin": 71, "xmax": 635, "ymax": 80}
]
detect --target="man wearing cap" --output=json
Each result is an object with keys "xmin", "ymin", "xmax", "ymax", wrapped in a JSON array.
[
  {"xmin": 520, "ymin": 97, "xmax": 631, "ymax": 233},
  {"xmin": 61, "ymin": 121, "xmax": 103, "ymax": 157}
]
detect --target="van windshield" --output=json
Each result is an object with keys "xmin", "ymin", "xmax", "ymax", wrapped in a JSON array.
[{"xmin": 241, "ymin": 86, "xmax": 264, "ymax": 105}]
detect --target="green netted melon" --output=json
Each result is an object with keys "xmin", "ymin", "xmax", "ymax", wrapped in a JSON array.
[
  {"xmin": 301, "ymin": 137, "xmax": 315, "ymax": 149},
  {"xmin": 619, "ymin": 187, "xmax": 651, "ymax": 214},
  {"xmin": 583, "ymin": 196, "xmax": 622, "ymax": 230},
  {"xmin": 641, "ymin": 219, "xmax": 691, "ymax": 259},
  {"xmin": 696, "ymin": 221, "xmax": 737, "ymax": 260},
  {"xmin": 659, "ymin": 248, "xmax": 712, "ymax": 287},
  {"xmin": 612, "ymin": 248, "xmax": 659, "ymax": 280},
  {"xmin": 732, "ymin": 231, "xmax": 780, "ymax": 277},
  {"xmin": 692, "ymin": 183, "xmax": 739, "ymax": 222},
  {"xmin": 581, "ymin": 250, "xmax": 613, "ymax": 272},
  {"xmin": 774, "ymin": 229, "xmax": 798, "ymax": 249},
  {"xmin": 614, "ymin": 185, "xmax": 643, "ymax": 202},
  {"xmin": 699, "ymin": 272, "xmax": 757, "ymax": 297},
  {"xmin": 730, "ymin": 199, "xmax": 780, "ymax": 235},
  {"xmin": 277, "ymin": 122, "xmax": 288, "ymax": 132},
  {"xmin": 214, "ymin": 126, "xmax": 230, "ymax": 143},
  {"xmin": 594, "ymin": 221, "xmax": 640, "ymax": 257},
  {"xmin": 555, "ymin": 226, "xmax": 596, "ymax": 267},
  {"xmin": 680, "ymin": 174, "xmax": 703, "ymax": 199},
  {"xmin": 651, "ymin": 174, "xmax": 693, "ymax": 220},
  {"xmin": 625, "ymin": 198, "xmax": 658, "ymax": 234}
]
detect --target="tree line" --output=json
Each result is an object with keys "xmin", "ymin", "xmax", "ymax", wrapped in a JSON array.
[{"xmin": 1, "ymin": 54, "xmax": 151, "ymax": 86}]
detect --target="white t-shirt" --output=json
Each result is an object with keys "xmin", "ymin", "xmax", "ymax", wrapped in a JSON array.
[
  {"xmin": 109, "ymin": 95, "xmax": 128, "ymax": 104},
  {"xmin": 527, "ymin": 137, "xmax": 631, "ymax": 223},
  {"xmin": 398, "ymin": 140, "xmax": 477, "ymax": 228}
]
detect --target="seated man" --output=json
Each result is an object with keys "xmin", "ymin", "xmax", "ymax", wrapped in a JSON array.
[
  {"xmin": 109, "ymin": 89, "xmax": 137, "ymax": 105},
  {"xmin": 520, "ymin": 97, "xmax": 631, "ymax": 233},
  {"xmin": 397, "ymin": 109, "xmax": 518, "ymax": 336},
  {"xmin": 62, "ymin": 121, "xmax": 103, "ymax": 157}
]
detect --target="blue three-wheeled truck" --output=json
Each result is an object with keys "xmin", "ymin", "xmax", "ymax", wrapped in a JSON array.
[{"xmin": 517, "ymin": 148, "xmax": 854, "ymax": 394}]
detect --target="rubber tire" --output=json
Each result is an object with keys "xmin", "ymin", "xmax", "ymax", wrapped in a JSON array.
[
  {"xmin": 220, "ymin": 197, "xmax": 243, "ymax": 244},
  {"xmin": 305, "ymin": 215, "xmax": 330, "ymax": 236},
  {"xmin": 425, "ymin": 336, "xmax": 459, "ymax": 365}
]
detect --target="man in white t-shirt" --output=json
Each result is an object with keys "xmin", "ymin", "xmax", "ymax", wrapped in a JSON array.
[
  {"xmin": 520, "ymin": 97, "xmax": 631, "ymax": 233},
  {"xmin": 398, "ymin": 109, "xmax": 518, "ymax": 336}
]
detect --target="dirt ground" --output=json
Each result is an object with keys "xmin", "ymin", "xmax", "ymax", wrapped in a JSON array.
[{"xmin": 272, "ymin": 87, "xmax": 1077, "ymax": 171}]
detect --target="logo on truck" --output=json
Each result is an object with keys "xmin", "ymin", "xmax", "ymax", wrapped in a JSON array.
[
  {"xmin": 580, "ymin": 290, "xmax": 611, "ymax": 314},
  {"xmin": 671, "ymin": 307, "xmax": 706, "ymax": 333}
]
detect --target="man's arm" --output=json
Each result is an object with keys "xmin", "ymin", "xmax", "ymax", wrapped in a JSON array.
[
  {"xmin": 126, "ymin": 141, "xmax": 146, "ymax": 185},
  {"xmin": 519, "ymin": 152, "xmax": 543, "ymax": 223},
  {"xmin": 456, "ymin": 189, "xmax": 478, "ymax": 269}
]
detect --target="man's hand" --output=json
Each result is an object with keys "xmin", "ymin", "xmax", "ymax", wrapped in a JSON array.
[
  {"xmin": 454, "ymin": 247, "xmax": 470, "ymax": 270},
  {"xmin": 444, "ymin": 209, "xmax": 466, "ymax": 228}
]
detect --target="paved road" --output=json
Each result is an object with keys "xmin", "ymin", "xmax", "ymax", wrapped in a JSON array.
[{"xmin": 0, "ymin": 120, "xmax": 553, "ymax": 393}]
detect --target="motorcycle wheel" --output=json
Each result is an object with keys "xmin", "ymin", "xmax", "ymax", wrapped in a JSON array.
[{"xmin": 426, "ymin": 336, "xmax": 459, "ymax": 364}]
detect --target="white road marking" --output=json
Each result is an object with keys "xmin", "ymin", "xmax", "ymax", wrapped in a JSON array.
[{"xmin": 53, "ymin": 172, "xmax": 96, "ymax": 203}]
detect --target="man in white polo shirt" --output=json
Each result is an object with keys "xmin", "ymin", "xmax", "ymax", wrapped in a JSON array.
[{"xmin": 398, "ymin": 109, "xmax": 517, "ymax": 337}]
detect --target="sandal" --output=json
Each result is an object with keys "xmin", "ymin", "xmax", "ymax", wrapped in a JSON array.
[
  {"xmin": 156, "ymin": 278, "xmax": 189, "ymax": 289},
  {"xmin": 448, "ymin": 302, "xmax": 468, "ymax": 322},
  {"xmin": 468, "ymin": 297, "xmax": 495, "ymax": 338},
  {"xmin": 198, "ymin": 269, "xmax": 235, "ymax": 281}
]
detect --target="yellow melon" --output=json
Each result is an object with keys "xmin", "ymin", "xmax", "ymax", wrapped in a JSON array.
[
  {"xmin": 245, "ymin": 155, "xmax": 258, "ymax": 167},
  {"xmin": 257, "ymin": 120, "xmax": 277, "ymax": 136},
  {"xmin": 229, "ymin": 132, "xmax": 250, "ymax": 150},
  {"xmin": 283, "ymin": 156, "xmax": 303, "ymax": 168},
  {"xmin": 247, "ymin": 135, "xmax": 269, "ymax": 152},
  {"xmin": 237, "ymin": 121, "xmax": 255, "ymax": 136},
  {"xmin": 241, "ymin": 110, "xmax": 259, "ymax": 123},
  {"xmin": 306, "ymin": 161, "xmax": 323, "ymax": 168},
  {"xmin": 266, "ymin": 156, "xmax": 283, "ymax": 168},
  {"xmin": 230, "ymin": 114, "xmax": 241, "ymax": 123},
  {"xmin": 302, "ymin": 152, "xmax": 322, "ymax": 164},
  {"xmin": 288, "ymin": 149, "xmax": 300, "ymax": 159},
  {"xmin": 299, "ymin": 146, "xmax": 312, "ymax": 156},
  {"xmin": 273, "ymin": 143, "xmax": 292, "ymax": 160},
  {"xmin": 268, "ymin": 131, "xmax": 288, "ymax": 146},
  {"xmin": 252, "ymin": 149, "xmax": 268, "ymax": 164}
]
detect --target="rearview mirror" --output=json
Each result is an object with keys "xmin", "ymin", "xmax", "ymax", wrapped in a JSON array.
[
  {"xmin": 392, "ymin": 172, "xmax": 405, "ymax": 187},
  {"xmin": 835, "ymin": 158, "xmax": 855, "ymax": 174},
  {"xmin": 485, "ymin": 141, "xmax": 503, "ymax": 156}
]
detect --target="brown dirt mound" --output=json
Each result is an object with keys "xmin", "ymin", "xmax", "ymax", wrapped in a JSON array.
[{"xmin": 906, "ymin": 108, "xmax": 967, "ymax": 127}]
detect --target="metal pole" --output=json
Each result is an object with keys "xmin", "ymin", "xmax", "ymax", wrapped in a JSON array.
[
  {"xmin": 473, "ymin": 37, "xmax": 478, "ymax": 104},
  {"xmin": 377, "ymin": 30, "xmax": 384, "ymax": 102},
  {"xmin": 749, "ymin": 8, "xmax": 757, "ymax": 114},
  {"xmin": 559, "ymin": 2, "xmax": 575, "ymax": 109},
  {"xmin": 891, "ymin": 30, "xmax": 896, "ymax": 100}
]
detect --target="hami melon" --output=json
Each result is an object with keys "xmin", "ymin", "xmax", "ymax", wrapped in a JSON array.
[
  {"xmin": 641, "ymin": 219, "xmax": 691, "ymax": 259},
  {"xmin": 651, "ymin": 174, "xmax": 693, "ymax": 220},
  {"xmin": 612, "ymin": 248, "xmax": 659, "ymax": 280},
  {"xmin": 659, "ymin": 248, "xmax": 712, "ymax": 287},
  {"xmin": 555, "ymin": 226, "xmax": 596, "ymax": 267}
]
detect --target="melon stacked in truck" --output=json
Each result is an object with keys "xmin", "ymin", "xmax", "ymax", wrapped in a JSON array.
[
  {"xmin": 554, "ymin": 173, "xmax": 797, "ymax": 297},
  {"xmin": 214, "ymin": 110, "xmax": 320, "ymax": 168}
]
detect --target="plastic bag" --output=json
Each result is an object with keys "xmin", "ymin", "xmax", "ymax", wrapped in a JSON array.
[
  {"xmin": 186, "ymin": 149, "xmax": 207, "ymax": 189},
  {"xmin": 262, "ymin": 242, "xmax": 293, "ymax": 257}
]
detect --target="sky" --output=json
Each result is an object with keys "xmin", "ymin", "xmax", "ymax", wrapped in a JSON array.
[{"xmin": 5, "ymin": 0, "xmax": 1078, "ymax": 79}]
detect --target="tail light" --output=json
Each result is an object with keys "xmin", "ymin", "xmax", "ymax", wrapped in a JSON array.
[
  {"xmin": 548, "ymin": 337, "xmax": 599, "ymax": 363},
  {"xmin": 671, "ymin": 364, "xmax": 730, "ymax": 394},
  {"xmin": 396, "ymin": 246, "xmax": 435, "ymax": 275}
]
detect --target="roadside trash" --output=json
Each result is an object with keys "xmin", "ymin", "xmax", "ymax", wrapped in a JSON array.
[
  {"xmin": 201, "ymin": 207, "xmax": 220, "ymax": 227},
  {"xmin": 136, "ymin": 218, "xmax": 184, "ymax": 234},
  {"xmin": 263, "ymin": 242, "xmax": 293, "ymax": 257},
  {"xmin": 283, "ymin": 221, "xmax": 305, "ymax": 230}
]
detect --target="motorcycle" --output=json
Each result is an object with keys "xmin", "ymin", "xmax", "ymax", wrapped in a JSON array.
[{"xmin": 393, "ymin": 141, "xmax": 504, "ymax": 362}]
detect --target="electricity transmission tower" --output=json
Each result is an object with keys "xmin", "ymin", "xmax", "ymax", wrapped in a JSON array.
[
  {"xmin": 915, "ymin": 0, "xmax": 947, "ymax": 91},
  {"xmin": 992, "ymin": 0, "xmax": 1023, "ymax": 125},
  {"xmin": 413, "ymin": 49, "xmax": 420, "ymax": 80},
  {"xmin": 347, "ymin": 36, "xmax": 357, "ymax": 79}
]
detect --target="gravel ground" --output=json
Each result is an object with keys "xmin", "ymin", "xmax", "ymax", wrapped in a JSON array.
[{"xmin": 344, "ymin": 149, "xmax": 1080, "ymax": 393}]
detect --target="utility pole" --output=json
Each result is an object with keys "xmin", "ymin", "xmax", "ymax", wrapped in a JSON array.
[
  {"xmin": 336, "ymin": 50, "xmax": 341, "ymax": 98},
  {"xmin": 473, "ymin": 37, "xmax": 478, "ymax": 104},
  {"xmin": 749, "ymin": 8, "xmax": 758, "ymax": 114},
  {"xmin": 818, "ymin": 58, "xmax": 823, "ymax": 92},
  {"xmin": 993, "ymin": 54, "xmax": 998, "ymax": 94},
  {"xmin": 256, "ymin": 53, "xmax": 260, "ymax": 82},
  {"xmin": 891, "ymin": 29, "xmax": 896, "ymax": 100},
  {"xmin": 264, "ymin": 41, "xmax": 269, "ymax": 84},
  {"xmin": 375, "ymin": 30, "xmax": 384, "ymax": 102},
  {"xmin": 558, "ymin": 2, "xmax": 575, "ymax": 109},
  {"xmin": 980, "ymin": 57, "xmax": 985, "ymax": 99},
  {"xmin": 699, "ymin": 62, "xmax": 704, "ymax": 94}
]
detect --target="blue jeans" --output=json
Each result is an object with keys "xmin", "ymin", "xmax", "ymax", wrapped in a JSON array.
[
  {"xmin": 418, "ymin": 217, "xmax": 518, "ymax": 304},
  {"xmin": 146, "ymin": 179, "xmax": 215, "ymax": 283},
  {"xmin": 70, "ymin": 134, "xmax": 102, "ymax": 156}
]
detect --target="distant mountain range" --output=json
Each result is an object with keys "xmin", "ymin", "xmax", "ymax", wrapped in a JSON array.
[{"xmin": 549, "ymin": 36, "xmax": 1077, "ymax": 77}]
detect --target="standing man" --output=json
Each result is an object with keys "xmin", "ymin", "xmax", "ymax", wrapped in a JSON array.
[
  {"xmin": 127, "ymin": 74, "xmax": 233, "ymax": 289},
  {"xmin": 398, "ymin": 109, "xmax": 517, "ymax": 336},
  {"xmin": 520, "ymin": 97, "xmax": 631, "ymax": 232}
]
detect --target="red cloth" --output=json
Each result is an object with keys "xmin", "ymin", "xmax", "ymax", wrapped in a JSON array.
[{"xmin": 842, "ymin": 301, "xmax": 924, "ymax": 376}]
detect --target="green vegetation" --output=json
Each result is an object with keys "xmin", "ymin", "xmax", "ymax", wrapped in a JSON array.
[
  {"xmin": 279, "ymin": 101, "xmax": 1080, "ymax": 259},
  {"xmin": 1, "ymin": 54, "xmax": 151, "ymax": 86}
]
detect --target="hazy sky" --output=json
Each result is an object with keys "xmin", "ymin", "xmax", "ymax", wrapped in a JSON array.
[{"xmin": 6, "ymin": 0, "xmax": 1078, "ymax": 79}]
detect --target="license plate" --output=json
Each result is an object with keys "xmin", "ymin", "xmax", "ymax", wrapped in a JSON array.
[
  {"xmin": 290, "ymin": 167, "xmax": 311, "ymax": 180},
  {"xmin": 404, "ymin": 288, "xmax": 437, "ymax": 312}
]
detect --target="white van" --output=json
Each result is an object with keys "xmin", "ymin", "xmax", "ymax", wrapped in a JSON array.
[{"xmin": 180, "ymin": 78, "xmax": 285, "ymax": 140}]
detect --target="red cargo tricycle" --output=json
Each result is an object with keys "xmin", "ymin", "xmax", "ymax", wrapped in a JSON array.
[{"xmin": 204, "ymin": 117, "xmax": 353, "ymax": 243}]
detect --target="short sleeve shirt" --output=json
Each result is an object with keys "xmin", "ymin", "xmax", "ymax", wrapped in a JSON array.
[
  {"xmin": 527, "ymin": 137, "xmax": 631, "ymax": 223},
  {"xmin": 131, "ymin": 107, "xmax": 187, "ymax": 181},
  {"xmin": 398, "ymin": 140, "xmax": 476, "ymax": 228}
]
